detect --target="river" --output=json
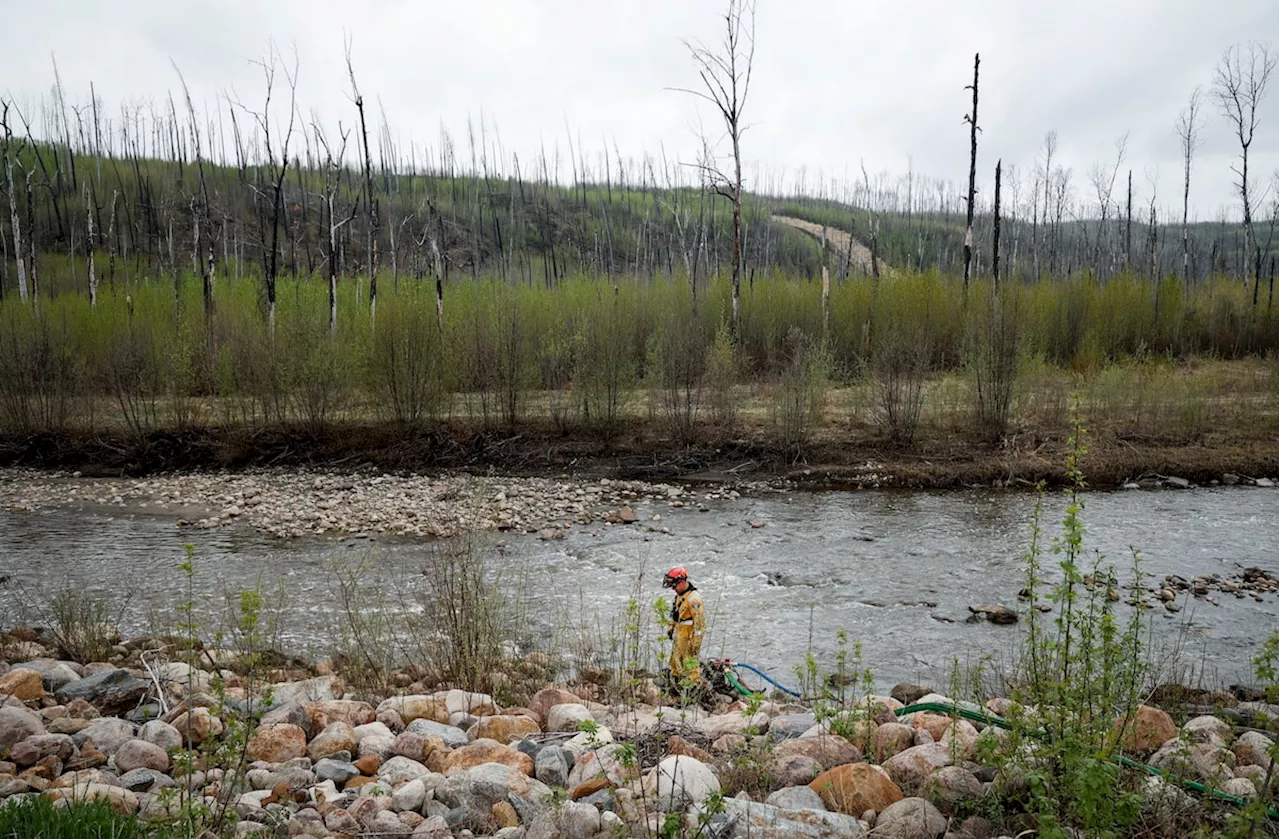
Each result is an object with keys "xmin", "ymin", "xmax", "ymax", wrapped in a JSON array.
[{"xmin": 1, "ymin": 485, "xmax": 1275, "ymax": 695}]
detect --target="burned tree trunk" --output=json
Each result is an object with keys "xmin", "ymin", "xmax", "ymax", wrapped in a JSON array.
[
  {"xmin": 992, "ymin": 159, "xmax": 1002, "ymax": 291},
  {"xmin": 963, "ymin": 53, "xmax": 980, "ymax": 294}
]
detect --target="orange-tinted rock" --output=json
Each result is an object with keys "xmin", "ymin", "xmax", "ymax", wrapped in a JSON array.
[
  {"xmin": 354, "ymin": 754, "xmax": 382, "ymax": 776},
  {"xmin": 469, "ymin": 714, "xmax": 540, "ymax": 744},
  {"xmin": 570, "ymin": 777, "xmax": 611, "ymax": 801},
  {"xmin": 442, "ymin": 738, "xmax": 534, "ymax": 776},
  {"xmin": 491, "ymin": 801, "xmax": 520, "ymax": 828},
  {"xmin": 1113, "ymin": 705, "xmax": 1177, "ymax": 754},
  {"xmin": 911, "ymin": 713, "xmax": 952, "ymax": 743},
  {"xmin": 667, "ymin": 735, "xmax": 715, "ymax": 765},
  {"xmin": 0, "ymin": 669, "xmax": 46, "ymax": 703},
  {"xmin": 307, "ymin": 700, "xmax": 375, "ymax": 732},
  {"xmin": 528, "ymin": 688, "xmax": 580, "ymax": 723},
  {"xmin": 809, "ymin": 762, "xmax": 904, "ymax": 816},
  {"xmin": 247, "ymin": 723, "xmax": 307, "ymax": 764}
]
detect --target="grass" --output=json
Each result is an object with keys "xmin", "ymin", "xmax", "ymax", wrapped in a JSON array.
[{"xmin": 0, "ymin": 798, "xmax": 177, "ymax": 839}]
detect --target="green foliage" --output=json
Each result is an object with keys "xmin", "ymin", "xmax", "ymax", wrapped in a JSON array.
[
  {"xmin": 992, "ymin": 412, "xmax": 1149, "ymax": 837},
  {"xmin": 0, "ymin": 797, "xmax": 177, "ymax": 839}
]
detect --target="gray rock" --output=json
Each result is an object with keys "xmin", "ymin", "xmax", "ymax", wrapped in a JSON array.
[
  {"xmin": 436, "ymin": 762, "xmax": 551, "ymax": 828},
  {"xmin": 74, "ymin": 717, "xmax": 138, "ymax": 754},
  {"xmin": 391, "ymin": 777, "xmax": 427, "ymax": 813},
  {"xmin": 647, "ymin": 755, "xmax": 721, "ymax": 811},
  {"xmin": 873, "ymin": 796, "xmax": 947, "ymax": 838},
  {"xmin": 138, "ymin": 720, "xmax": 182, "ymax": 752},
  {"xmin": 535, "ymin": 745, "xmax": 572, "ymax": 788},
  {"xmin": 315, "ymin": 758, "xmax": 359, "ymax": 785},
  {"xmin": 0, "ymin": 706, "xmax": 44, "ymax": 751},
  {"xmin": 404, "ymin": 718, "xmax": 469, "ymax": 748},
  {"xmin": 56, "ymin": 668, "xmax": 151, "ymax": 715},
  {"xmin": 18, "ymin": 659, "xmax": 83, "ymax": 692},
  {"xmin": 526, "ymin": 799, "xmax": 602, "ymax": 839},
  {"xmin": 259, "ymin": 700, "xmax": 312, "ymax": 735},
  {"xmin": 119, "ymin": 768, "xmax": 176, "ymax": 793},
  {"xmin": 705, "ymin": 797, "xmax": 868, "ymax": 837},
  {"xmin": 378, "ymin": 756, "xmax": 431, "ymax": 786},
  {"xmin": 10, "ymin": 733, "xmax": 75, "ymax": 767},
  {"xmin": 770, "ymin": 713, "xmax": 818, "ymax": 742},
  {"xmin": 765, "ymin": 785, "xmax": 828, "ymax": 811},
  {"xmin": 411, "ymin": 815, "xmax": 452, "ymax": 838}
]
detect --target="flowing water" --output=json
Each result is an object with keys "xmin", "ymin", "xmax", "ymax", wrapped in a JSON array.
[{"xmin": 1, "ymin": 485, "xmax": 1276, "ymax": 694}]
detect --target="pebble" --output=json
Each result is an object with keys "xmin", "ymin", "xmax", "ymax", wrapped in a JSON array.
[{"xmin": 0, "ymin": 468, "xmax": 783, "ymax": 541}]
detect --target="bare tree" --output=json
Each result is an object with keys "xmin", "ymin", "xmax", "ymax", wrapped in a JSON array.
[
  {"xmin": 1174, "ymin": 87, "xmax": 1205, "ymax": 286},
  {"xmin": 963, "ymin": 53, "xmax": 980, "ymax": 293},
  {"xmin": 174, "ymin": 62, "xmax": 215, "ymax": 320},
  {"xmin": 1087, "ymin": 133, "xmax": 1127, "ymax": 278},
  {"xmin": 674, "ymin": 0, "xmax": 755, "ymax": 336},
  {"xmin": 1, "ymin": 101, "xmax": 29, "ymax": 302},
  {"xmin": 346, "ymin": 39, "xmax": 379, "ymax": 325},
  {"xmin": 1213, "ymin": 41, "xmax": 1277, "ymax": 302}
]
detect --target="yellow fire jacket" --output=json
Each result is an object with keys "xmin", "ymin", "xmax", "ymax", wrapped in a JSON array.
[{"xmin": 668, "ymin": 586, "xmax": 706, "ymax": 682}]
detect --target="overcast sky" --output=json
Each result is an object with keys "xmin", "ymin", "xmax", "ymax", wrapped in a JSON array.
[{"xmin": 3, "ymin": 0, "xmax": 1277, "ymax": 221}]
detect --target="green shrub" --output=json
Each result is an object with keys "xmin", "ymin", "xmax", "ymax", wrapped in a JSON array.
[{"xmin": 0, "ymin": 797, "xmax": 175, "ymax": 839}]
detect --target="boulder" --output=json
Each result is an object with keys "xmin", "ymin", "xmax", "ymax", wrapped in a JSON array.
[
  {"xmin": 528, "ymin": 688, "xmax": 581, "ymax": 724},
  {"xmin": 138, "ymin": 720, "xmax": 182, "ymax": 752},
  {"xmin": 890, "ymin": 684, "xmax": 932, "ymax": 705},
  {"xmin": 697, "ymin": 711, "xmax": 770, "ymax": 739},
  {"xmin": 646, "ymin": 754, "xmax": 721, "ymax": 811},
  {"xmin": 118, "ymin": 767, "xmax": 175, "ymax": 794},
  {"xmin": 380, "ymin": 696, "xmax": 450, "ymax": 726},
  {"xmin": 938, "ymin": 720, "xmax": 979, "ymax": 760},
  {"xmin": 442, "ymin": 738, "xmax": 534, "ymax": 776},
  {"xmin": 18, "ymin": 660, "xmax": 83, "ymax": 693},
  {"xmin": 667, "ymin": 734, "xmax": 715, "ymax": 764},
  {"xmin": 0, "ymin": 706, "xmax": 45, "ymax": 751},
  {"xmin": 308, "ymin": 722, "xmax": 359, "ymax": 760},
  {"xmin": 525, "ymin": 799, "xmax": 604, "ymax": 839},
  {"xmin": 114, "ymin": 739, "xmax": 170, "ymax": 773},
  {"xmin": 910, "ymin": 714, "xmax": 952, "ymax": 743},
  {"xmin": 391, "ymin": 777, "xmax": 427, "ymax": 813},
  {"xmin": 872, "ymin": 723, "xmax": 916, "ymax": 762},
  {"xmin": 922, "ymin": 766, "xmax": 983, "ymax": 815},
  {"xmin": 872, "ymin": 796, "xmax": 947, "ymax": 838},
  {"xmin": 882, "ymin": 742, "xmax": 952, "ymax": 793},
  {"xmin": 469, "ymin": 714, "xmax": 540, "ymax": 743},
  {"xmin": 535, "ymin": 746, "xmax": 573, "ymax": 788},
  {"xmin": 307, "ymin": 700, "xmax": 375, "ymax": 731},
  {"xmin": 259, "ymin": 701, "xmax": 312, "ymax": 734},
  {"xmin": 10, "ymin": 733, "xmax": 75, "ymax": 767},
  {"xmin": 1182, "ymin": 715, "xmax": 1233, "ymax": 747},
  {"xmin": 0, "ymin": 668, "xmax": 46, "ymax": 702},
  {"xmin": 169, "ymin": 708, "xmax": 223, "ymax": 746},
  {"xmin": 43, "ymin": 782, "xmax": 140, "ymax": 814},
  {"xmin": 246, "ymin": 723, "xmax": 307, "ymax": 764},
  {"xmin": 772, "ymin": 734, "xmax": 862, "ymax": 770},
  {"xmin": 770, "ymin": 713, "xmax": 818, "ymax": 741},
  {"xmin": 1113, "ymin": 705, "xmax": 1177, "ymax": 754},
  {"xmin": 315, "ymin": 758, "xmax": 360, "ymax": 786},
  {"xmin": 267, "ymin": 675, "xmax": 341, "ymax": 708},
  {"xmin": 967, "ymin": 604, "xmax": 1017, "ymax": 625},
  {"xmin": 73, "ymin": 717, "xmax": 137, "ymax": 754},
  {"xmin": 565, "ymin": 742, "xmax": 637, "ymax": 788},
  {"xmin": 706, "ymin": 797, "xmax": 868, "ymax": 838},
  {"xmin": 1149, "ymin": 741, "xmax": 1234, "ymax": 786},
  {"xmin": 392, "ymin": 731, "xmax": 441, "ymax": 762},
  {"xmin": 546, "ymin": 703, "xmax": 593, "ymax": 733},
  {"xmin": 771, "ymin": 753, "xmax": 823, "ymax": 787},
  {"xmin": 55, "ymin": 669, "xmax": 151, "ymax": 716},
  {"xmin": 1234, "ymin": 730, "xmax": 1274, "ymax": 768},
  {"xmin": 809, "ymin": 762, "xmax": 903, "ymax": 816},
  {"xmin": 378, "ymin": 756, "xmax": 432, "ymax": 787},
  {"xmin": 766, "ymin": 785, "xmax": 828, "ymax": 811},
  {"xmin": 435, "ymin": 761, "xmax": 551, "ymax": 828},
  {"xmin": 405, "ymin": 719, "xmax": 469, "ymax": 748}
]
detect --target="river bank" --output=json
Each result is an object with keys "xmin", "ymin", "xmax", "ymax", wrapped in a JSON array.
[
  {"xmin": 1, "ymin": 421, "xmax": 1277, "ymax": 492},
  {"xmin": 0, "ymin": 632, "xmax": 1276, "ymax": 839}
]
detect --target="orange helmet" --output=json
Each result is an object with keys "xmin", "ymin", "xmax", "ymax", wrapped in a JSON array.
[{"xmin": 663, "ymin": 567, "xmax": 689, "ymax": 588}]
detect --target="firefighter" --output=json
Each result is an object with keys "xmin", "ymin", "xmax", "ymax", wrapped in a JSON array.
[{"xmin": 663, "ymin": 566, "xmax": 705, "ymax": 685}]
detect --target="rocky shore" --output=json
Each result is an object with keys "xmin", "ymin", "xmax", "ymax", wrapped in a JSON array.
[
  {"xmin": 0, "ymin": 468, "xmax": 780, "ymax": 540},
  {"xmin": 0, "ymin": 632, "xmax": 1276, "ymax": 839}
]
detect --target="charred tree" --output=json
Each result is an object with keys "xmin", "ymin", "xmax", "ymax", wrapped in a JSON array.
[{"xmin": 963, "ymin": 53, "xmax": 980, "ymax": 294}]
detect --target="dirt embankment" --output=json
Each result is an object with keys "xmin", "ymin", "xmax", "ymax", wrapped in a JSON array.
[{"xmin": 0, "ymin": 423, "xmax": 1274, "ymax": 491}]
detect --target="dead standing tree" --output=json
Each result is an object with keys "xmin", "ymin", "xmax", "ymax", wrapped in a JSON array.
[
  {"xmin": 962, "ymin": 53, "xmax": 980, "ymax": 294},
  {"xmin": 346, "ymin": 41, "xmax": 379, "ymax": 327},
  {"xmin": 1175, "ymin": 87, "xmax": 1205, "ymax": 287},
  {"xmin": 674, "ymin": 0, "xmax": 755, "ymax": 337},
  {"xmin": 1213, "ymin": 41, "xmax": 1277, "ymax": 303},
  {"xmin": 236, "ymin": 46, "xmax": 298, "ymax": 337}
]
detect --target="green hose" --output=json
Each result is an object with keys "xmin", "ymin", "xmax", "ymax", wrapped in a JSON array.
[
  {"xmin": 723, "ymin": 667, "xmax": 755, "ymax": 697},
  {"xmin": 893, "ymin": 702, "xmax": 1278, "ymax": 819}
]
